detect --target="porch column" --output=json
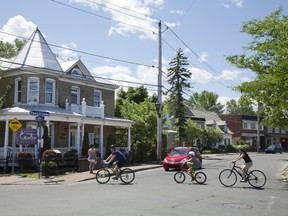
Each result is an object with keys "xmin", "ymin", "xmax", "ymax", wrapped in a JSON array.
[
  {"xmin": 4, "ymin": 119, "xmax": 9, "ymax": 158},
  {"xmin": 76, "ymin": 122, "xmax": 81, "ymax": 156},
  {"xmin": 100, "ymin": 124, "xmax": 104, "ymax": 159},
  {"xmin": 81, "ymin": 123, "xmax": 85, "ymax": 153}
]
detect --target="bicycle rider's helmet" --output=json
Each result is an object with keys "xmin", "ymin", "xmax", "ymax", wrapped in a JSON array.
[
  {"xmin": 110, "ymin": 144, "xmax": 116, "ymax": 150},
  {"xmin": 189, "ymin": 151, "xmax": 195, "ymax": 156}
]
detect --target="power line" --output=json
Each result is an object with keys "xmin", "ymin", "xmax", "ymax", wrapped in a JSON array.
[
  {"xmin": 50, "ymin": 0, "xmax": 156, "ymax": 34},
  {"xmin": 0, "ymin": 30, "xmax": 153, "ymax": 68}
]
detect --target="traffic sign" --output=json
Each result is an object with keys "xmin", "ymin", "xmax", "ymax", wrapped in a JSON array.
[
  {"xmin": 9, "ymin": 118, "xmax": 22, "ymax": 133},
  {"xmin": 30, "ymin": 110, "xmax": 50, "ymax": 116}
]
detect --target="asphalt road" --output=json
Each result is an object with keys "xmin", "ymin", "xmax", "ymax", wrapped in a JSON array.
[{"xmin": 0, "ymin": 153, "xmax": 287, "ymax": 216}]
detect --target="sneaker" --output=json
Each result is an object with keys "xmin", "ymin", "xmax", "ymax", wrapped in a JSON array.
[
  {"xmin": 240, "ymin": 179, "xmax": 247, "ymax": 182},
  {"xmin": 90, "ymin": 171, "xmax": 93, "ymax": 174},
  {"xmin": 112, "ymin": 177, "xmax": 118, "ymax": 180},
  {"xmin": 191, "ymin": 177, "xmax": 195, "ymax": 182}
]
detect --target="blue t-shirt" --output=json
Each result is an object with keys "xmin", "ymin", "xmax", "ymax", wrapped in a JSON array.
[{"xmin": 112, "ymin": 150, "xmax": 126, "ymax": 163}]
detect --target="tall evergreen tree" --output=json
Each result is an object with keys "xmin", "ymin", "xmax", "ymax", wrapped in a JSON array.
[{"xmin": 166, "ymin": 48, "xmax": 191, "ymax": 144}]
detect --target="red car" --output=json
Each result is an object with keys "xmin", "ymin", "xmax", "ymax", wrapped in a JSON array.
[{"xmin": 162, "ymin": 146, "xmax": 202, "ymax": 171}]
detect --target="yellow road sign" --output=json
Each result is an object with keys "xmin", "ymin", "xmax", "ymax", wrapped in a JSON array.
[{"xmin": 9, "ymin": 118, "xmax": 22, "ymax": 133}]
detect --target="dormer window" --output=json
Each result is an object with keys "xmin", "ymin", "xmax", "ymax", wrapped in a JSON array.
[{"xmin": 71, "ymin": 67, "xmax": 83, "ymax": 77}]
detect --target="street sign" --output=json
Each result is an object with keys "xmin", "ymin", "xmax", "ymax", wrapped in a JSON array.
[
  {"xmin": 35, "ymin": 116, "xmax": 45, "ymax": 121},
  {"xmin": 9, "ymin": 118, "xmax": 22, "ymax": 133},
  {"xmin": 30, "ymin": 110, "xmax": 50, "ymax": 116}
]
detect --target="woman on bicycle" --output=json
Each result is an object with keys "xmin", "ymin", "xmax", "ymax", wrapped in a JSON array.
[
  {"xmin": 185, "ymin": 151, "xmax": 201, "ymax": 181},
  {"xmin": 232, "ymin": 145, "xmax": 253, "ymax": 182},
  {"xmin": 104, "ymin": 145, "xmax": 126, "ymax": 180}
]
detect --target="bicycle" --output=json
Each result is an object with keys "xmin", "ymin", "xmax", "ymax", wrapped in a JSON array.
[
  {"xmin": 174, "ymin": 162, "xmax": 207, "ymax": 184},
  {"xmin": 95, "ymin": 162, "xmax": 135, "ymax": 184},
  {"xmin": 219, "ymin": 162, "xmax": 266, "ymax": 188}
]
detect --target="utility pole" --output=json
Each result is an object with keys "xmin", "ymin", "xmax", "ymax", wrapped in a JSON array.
[{"xmin": 156, "ymin": 21, "xmax": 163, "ymax": 163}]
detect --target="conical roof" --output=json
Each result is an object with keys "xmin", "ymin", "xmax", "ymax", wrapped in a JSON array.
[{"xmin": 7, "ymin": 27, "xmax": 62, "ymax": 71}]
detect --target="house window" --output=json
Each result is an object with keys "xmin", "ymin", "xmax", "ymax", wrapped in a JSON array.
[
  {"xmin": 14, "ymin": 78, "xmax": 22, "ymax": 104},
  {"xmin": 71, "ymin": 87, "xmax": 80, "ymax": 105},
  {"xmin": 275, "ymin": 128, "xmax": 280, "ymax": 133},
  {"xmin": 93, "ymin": 90, "xmax": 102, "ymax": 107},
  {"xmin": 251, "ymin": 122, "xmax": 256, "ymax": 130},
  {"xmin": 243, "ymin": 122, "xmax": 248, "ymax": 129},
  {"xmin": 28, "ymin": 77, "xmax": 39, "ymax": 103},
  {"xmin": 45, "ymin": 79, "xmax": 55, "ymax": 104},
  {"xmin": 94, "ymin": 126, "xmax": 100, "ymax": 147}
]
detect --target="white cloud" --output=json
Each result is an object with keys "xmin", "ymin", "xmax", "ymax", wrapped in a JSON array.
[
  {"xmin": 57, "ymin": 42, "xmax": 80, "ymax": 60},
  {"xmin": 220, "ymin": 69, "xmax": 241, "ymax": 81},
  {"xmin": 190, "ymin": 67, "xmax": 215, "ymax": 84},
  {"xmin": 169, "ymin": 10, "xmax": 184, "ymax": 15},
  {"xmin": 218, "ymin": 96, "xmax": 234, "ymax": 105},
  {"xmin": 220, "ymin": 0, "xmax": 244, "ymax": 8},
  {"xmin": 199, "ymin": 51, "xmax": 208, "ymax": 62},
  {"xmin": 91, "ymin": 65, "xmax": 132, "ymax": 77},
  {"xmin": 0, "ymin": 15, "xmax": 36, "ymax": 43},
  {"xmin": 71, "ymin": 0, "xmax": 164, "ymax": 40},
  {"xmin": 232, "ymin": 0, "xmax": 244, "ymax": 8}
]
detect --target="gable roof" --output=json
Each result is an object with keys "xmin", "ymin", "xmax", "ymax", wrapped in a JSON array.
[{"xmin": 5, "ymin": 27, "xmax": 63, "ymax": 72}]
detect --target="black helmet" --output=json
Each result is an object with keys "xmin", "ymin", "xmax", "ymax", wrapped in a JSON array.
[{"xmin": 110, "ymin": 144, "xmax": 115, "ymax": 149}]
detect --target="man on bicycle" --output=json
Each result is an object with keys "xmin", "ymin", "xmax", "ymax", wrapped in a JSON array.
[
  {"xmin": 185, "ymin": 151, "xmax": 201, "ymax": 181},
  {"xmin": 104, "ymin": 145, "xmax": 126, "ymax": 180},
  {"xmin": 232, "ymin": 145, "xmax": 253, "ymax": 182}
]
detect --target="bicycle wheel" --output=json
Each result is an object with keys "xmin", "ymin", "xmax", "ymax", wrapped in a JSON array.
[
  {"xmin": 248, "ymin": 170, "xmax": 266, "ymax": 188},
  {"xmin": 195, "ymin": 172, "xmax": 207, "ymax": 184},
  {"xmin": 174, "ymin": 171, "xmax": 186, "ymax": 183},
  {"xmin": 219, "ymin": 169, "xmax": 237, "ymax": 187},
  {"xmin": 96, "ymin": 168, "xmax": 111, "ymax": 184},
  {"xmin": 120, "ymin": 168, "xmax": 135, "ymax": 184}
]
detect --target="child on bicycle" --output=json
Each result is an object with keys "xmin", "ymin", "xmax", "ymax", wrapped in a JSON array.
[
  {"xmin": 185, "ymin": 151, "xmax": 202, "ymax": 181},
  {"xmin": 232, "ymin": 145, "xmax": 253, "ymax": 182},
  {"xmin": 104, "ymin": 145, "xmax": 126, "ymax": 180}
]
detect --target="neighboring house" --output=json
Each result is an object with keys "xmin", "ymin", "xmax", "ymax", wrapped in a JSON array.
[
  {"xmin": 220, "ymin": 114, "xmax": 288, "ymax": 150},
  {"xmin": 0, "ymin": 28, "xmax": 133, "ymax": 162},
  {"xmin": 186, "ymin": 109, "xmax": 233, "ymax": 149}
]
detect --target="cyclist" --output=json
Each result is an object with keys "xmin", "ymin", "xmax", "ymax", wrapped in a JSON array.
[
  {"xmin": 232, "ymin": 145, "xmax": 253, "ymax": 182},
  {"xmin": 104, "ymin": 145, "xmax": 126, "ymax": 180},
  {"xmin": 185, "ymin": 151, "xmax": 202, "ymax": 181}
]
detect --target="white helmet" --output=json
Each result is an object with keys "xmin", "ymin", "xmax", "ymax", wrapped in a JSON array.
[{"xmin": 189, "ymin": 151, "xmax": 195, "ymax": 156}]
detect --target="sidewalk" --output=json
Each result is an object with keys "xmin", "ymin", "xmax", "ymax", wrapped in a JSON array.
[{"xmin": 0, "ymin": 164, "xmax": 163, "ymax": 185}]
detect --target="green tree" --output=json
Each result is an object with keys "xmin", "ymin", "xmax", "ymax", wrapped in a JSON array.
[
  {"xmin": 226, "ymin": 96, "xmax": 255, "ymax": 115},
  {"xmin": 120, "ymin": 99, "xmax": 157, "ymax": 162},
  {"xmin": 226, "ymin": 8, "xmax": 288, "ymax": 130},
  {"xmin": 185, "ymin": 119, "xmax": 203, "ymax": 146},
  {"xmin": 187, "ymin": 91, "xmax": 224, "ymax": 114},
  {"xmin": 166, "ymin": 48, "xmax": 192, "ymax": 144},
  {"xmin": 0, "ymin": 38, "xmax": 25, "ymax": 58},
  {"xmin": 202, "ymin": 127, "xmax": 223, "ymax": 149}
]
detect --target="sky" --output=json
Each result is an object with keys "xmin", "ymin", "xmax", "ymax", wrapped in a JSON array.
[{"xmin": 0, "ymin": 0, "xmax": 287, "ymax": 108}]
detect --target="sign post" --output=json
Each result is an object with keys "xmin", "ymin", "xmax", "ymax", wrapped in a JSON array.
[
  {"xmin": 30, "ymin": 110, "xmax": 50, "ymax": 179},
  {"xmin": 8, "ymin": 118, "xmax": 22, "ymax": 174}
]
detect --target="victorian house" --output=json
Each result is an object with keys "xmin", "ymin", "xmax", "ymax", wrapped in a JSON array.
[{"xmin": 0, "ymin": 28, "xmax": 133, "ymax": 163}]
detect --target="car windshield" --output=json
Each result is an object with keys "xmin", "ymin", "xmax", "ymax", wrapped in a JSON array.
[
  {"xmin": 170, "ymin": 148, "xmax": 189, "ymax": 156},
  {"xmin": 267, "ymin": 145, "xmax": 275, "ymax": 149}
]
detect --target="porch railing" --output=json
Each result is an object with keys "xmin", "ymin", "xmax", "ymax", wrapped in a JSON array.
[{"xmin": 65, "ymin": 98, "xmax": 104, "ymax": 118}]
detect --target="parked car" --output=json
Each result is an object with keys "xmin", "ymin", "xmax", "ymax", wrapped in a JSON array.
[
  {"xmin": 265, "ymin": 144, "xmax": 283, "ymax": 154},
  {"xmin": 162, "ymin": 146, "xmax": 202, "ymax": 171}
]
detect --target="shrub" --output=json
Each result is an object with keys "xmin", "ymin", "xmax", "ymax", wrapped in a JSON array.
[
  {"xmin": 42, "ymin": 149, "xmax": 62, "ymax": 164},
  {"xmin": 18, "ymin": 152, "xmax": 34, "ymax": 171},
  {"xmin": 218, "ymin": 144, "xmax": 226, "ymax": 152},
  {"xmin": 41, "ymin": 161, "xmax": 58, "ymax": 176},
  {"xmin": 64, "ymin": 149, "xmax": 77, "ymax": 162}
]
